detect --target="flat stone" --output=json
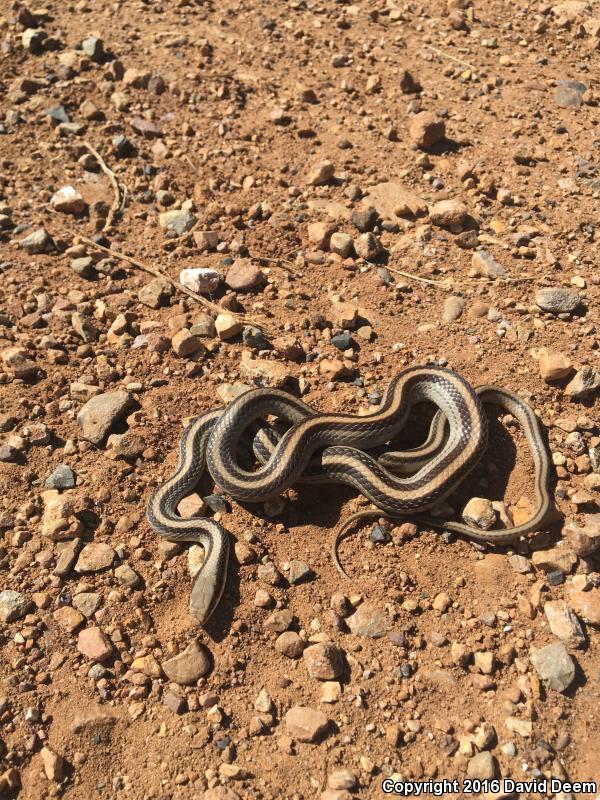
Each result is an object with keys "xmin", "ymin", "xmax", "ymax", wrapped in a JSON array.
[
  {"xmin": 555, "ymin": 79, "xmax": 586, "ymax": 107},
  {"xmin": 530, "ymin": 642, "xmax": 576, "ymax": 692},
  {"xmin": 361, "ymin": 181, "xmax": 428, "ymax": 220},
  {"xmin": 285, "ymin": 706, "xmax": 330, "ymax": 742},
  {"xmin": 53, "ymin": 605, "xmax": 85, "ymax": 632},
  {"xmin": 346, "ymin": 604, "xmax": 387, "ymax": 638},
  {"xmin": 161, "ymin": 640, "xmax": 211, "ymax": 685},
  {"xmin": 535, "ymin": 287, "xmax": 581, "ymax": 314},
  {"xmin": 544, "ymin": 600, "xmax": 585, "ymax": 648},
  {"xmin": 46, "ymin": 464, "xmax": 76, "ymax": 489},
  {"xmin": 568, "ymin": 589, "xmax": 600, "ymax": 625},
  {"xmin": 75, "ymin": 543, "xmax": 116, "ymax": 573},
  {"xmin": 76, "ymin": 391, "xmax": 133, "ymax": 445},
  {"xmin": 429, "ymin": 199, "xmax": 468, "ymax": 229},
  {"xmin": 171, "ymin": 328, "xmax": 205, "ymax": 357},
  {"xmin": 532, "ymin": 547, "xmax": 577, "ymax": 574},
  {"xmin": 471, "ymin": 250, "xmax": 507, "ymax": 279},
  {"xmin": 0, "ymin": 590, "xmax": 32, "ymax": 623},
  {"xmin": 77, "ymin": 627, "xmax": 114, "ymax": 661},
  {"xmin": 159, "ymin": 210, "xmax": 196, "ymax": 235},
  {"xmin": 539, "ymin": 352, "xmax": 573, "ymax": 382},
  {"xmin": 240, "ymin": 352, "xmax": 292, "ymax": 388},
  {"xmin": 106, "ymin": 431, "xmax": 146, "ymax": 459},
  {"xmin": 303, "ymin": 643, "xmax": 344, "ymax": 680},
  {"xmin": 225, "ymin": 259, "xmax": 263, "ymax": 292},
  {"xmin": 131, "ymin": 117, "xmax": 163, "ymax": 138},
  {"xmin": 72, "ymin": 592, "xmax": 101, "ymax": 618},
  {"xmin": 114, "ymin": 563, "xmax": 142, "ymax": 588},
  {"xmin": 138, "ymin": 278, "xmax": 173, "ymax": 309},
  {"xmin": 1, "ymin": 347, "xmax": 38, "ymax": 379}
]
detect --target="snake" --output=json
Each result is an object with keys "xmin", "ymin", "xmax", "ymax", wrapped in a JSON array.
[{"xmin": 147, "ymin": 366, "xmax": 553, "ymax": 625}]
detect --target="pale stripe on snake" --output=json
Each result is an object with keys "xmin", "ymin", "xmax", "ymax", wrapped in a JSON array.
[{"xmin": 146, "ymin": 366, "xmax": 553, "ymax": 625}]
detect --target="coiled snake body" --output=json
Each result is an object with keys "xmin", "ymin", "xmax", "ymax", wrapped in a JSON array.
[{"xmin": 147, "ymin": 366, "xmax": 552, "ymax": 625}]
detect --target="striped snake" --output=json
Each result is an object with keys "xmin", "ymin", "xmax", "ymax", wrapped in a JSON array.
[{"xmin": 147, "ymin": 366, "xmax": 552, "ymax": 625}]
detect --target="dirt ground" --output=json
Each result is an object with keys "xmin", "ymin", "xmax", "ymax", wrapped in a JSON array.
[{"xmin": 1, "ymin": 0, "xmax": 600, "ymax": 798}]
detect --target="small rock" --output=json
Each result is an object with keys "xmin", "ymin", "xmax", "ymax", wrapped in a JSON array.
[
  {"xmin": 77, "ymin": 627, "xmax": 113, "ymax": 662},
  {"xmin": 225, "ymin": 259, "xmax": 263, "ymax": 292},
  {"xmin": 443, "ymin": 296, "xmax": 465, "ymax": 322},
  {"xmin": 40, "ymin": 747, "xmax": 64, "ymax": 782},
  {"xmin": 539, "ymin": 352, "xmax": 573, "ymax": 382},
  {"xmin": 346, "ymin": 604, "xmax": 387, "ymax": 638},
  {"xmin": 562, "ymin": 517, "xmax": 600, "ymax": 556},
  {"xmin": 275, "ymin": 631, "xmax": 305, "ymax": 658},
  {"xmin": 565, "ymin": 367, "xmax": 600, "ymax": 399},
  {"xmin": 285, "ymin": 706, "xmax": 330, "ymax": 742},
  {"xmin": 161, "ymin": 640, "xmax": 211, "ymax": 685},
  {"xmin": 530, "ymin": 642, "xmax": 576, "ymax": 692},
  {"xmin": 462, "ymin": 497, "xmax": 496, "ymax": 530},
  {"xmin": 429, "ymin": 199, "xmax": 468, "ymax": 229},
  {"xmin": 75, "ymin": 543, "xmax": 116, "ymax": 573},
  {"xmin": 471, "ymin": 250, "xmax": 507, "ymax": 279},
  {"xmin": 535, "ymin": 287, "xmax": 581, "ymax": 314},
  {"xmin": 0, "ymin": 590, "xmax": 32, "ymax": 623},
  {"xmin": 531, "ymin": 547, "xmax": 577, "ymax": 574},
  {"xmin": 303, "ymin": 643, "xmax": 344, "ymax": 680},
  {"xmin": 20, "ymin": 228, "xmax": 54, "ymax": 254},
  {"xmin": 46, "ymin": 464, "xmax": 75, "ymax": 489},
  {"xmin": 467, "ymin": 752, "xmax": 497, "ymax": 780},
  {"xmin": 288, "ymin": 559, "xmax": 312, "ymax": 584},
  {"xmin": 215, "ymin": 313, "xmax": 243, "ymax": 341},
  {"xmin": 179, "ymin": 268, "xmax": 220, "ymax": 294},
  {"xmin": 138, "ymin": 277, "xmax": 173, "ymax": 308},
  {"xmin": 307, "ymin": 160, "xmax": 335, "ymax": 186},
  {"xmin": 568, "ymin": 589, "xmax": 600, "ymax": 625},
  {"xmin": 51, "ymin": 185, "xmax": 88, "ymax": 215},
  {"xmin": 544, "ymin": 600, "xmax": 585, "ymax": 648},
  {"xmin": 76, "ymin": 391, "xmax": 133, "ymax": 445},
  {"xmin": 114, "ymin": 564, "xmax": 142, "ymax": 588},
  {"xmin": 172, "ymin": 329, "xmax": 205, "ymax": 357},
  {"xmin": 409, "ymin": 112, "xmax": 445, "ymax": 149},
  {"xmin": 555, "ymin": 79, "xmax": 586, "ymax": 107},
  {"xmin": 330, "ymin": 232, "xmax": 353, "ymax": 257},
  {"xmin": 159, "ymin": 210, "xmax": 196, "ymax": 236}
]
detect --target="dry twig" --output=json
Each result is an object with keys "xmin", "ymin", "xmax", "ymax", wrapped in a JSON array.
[
  {"xmin": 386, "ymin": 265, "xmax": 451, "ymax": 288},
  {"xmin": 424, "ymin": 44, "xmax": 477, "ymax": 71},
  {"xmin": 83, "ymin": 141, "xmax": 124, "ymax": 231}
]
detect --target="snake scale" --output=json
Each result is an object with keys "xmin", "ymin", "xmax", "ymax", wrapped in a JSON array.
[{"xmin": 147, "ymin": 366, "xmax": 553, "ymax": 625}]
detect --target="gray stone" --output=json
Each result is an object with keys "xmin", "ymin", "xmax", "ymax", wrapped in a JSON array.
[
  {"xmin": 72, "ymin": 592, "xmax": 102, "ymax": 618},
  {"xmin": 76, "ymin": 391, "xmax": 133, "ymax": 444},
  {"xmin": 0, "ymin": 590, "xmax": 32, "ymax": 623},
  {"xmin": 535, "ymin": 287, "xmax": 581, "ymax": 314},
  {"xmin": 46, "ymin": 464, "xmax": 75, "ymax": 489},
  {"xmin": 555, "ymin": 80, "xmax": 586, "ymax": 107},
  {"xmin": 565, "ymin": 367, "xmax": 600, "ymax": 399},
  {"xmin": 288, "ymin": 560, "xmax": 312, "ymax": 584},
  {"xmin": 20, "ymin": 228, "xmax": 54, "ymax": 254},
  {"xmin": 530, "ymin": 642, "xmax": 576, "ymax": 692},
  {"xmin": 81, "ymin": 36, "xmax": 105, "ymax": 62},
  {"xmin": 159, "ymin": 210, "xmax": 196, "ymax": 235}
]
